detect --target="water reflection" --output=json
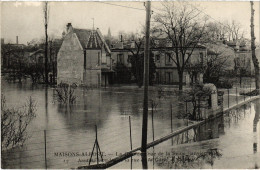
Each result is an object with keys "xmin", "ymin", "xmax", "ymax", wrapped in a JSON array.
[
  {"xmin": 45, "ymin": 86, "xmax": 49, "ymax": 125},
  {"xmin": 253, "ymin": 103, "xmax": 259, "ymax": 155},
  {"xmin": 195, "ymin": 115, "xmax": 224, "ymax": 141},
  {"xmin": 1, "ymin": 79, "xmax": 259, "ymax": 169}
]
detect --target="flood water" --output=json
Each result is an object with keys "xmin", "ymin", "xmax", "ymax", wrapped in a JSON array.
[
  {"xmin": 113, "ymin": 99, "xmax": 260, "ymax": 169},
  {"xmin": 1, "ymin": 80, "xmax": 186, "ymax": 169},
  {"xmin": 1, "ymin": 79, "xmax": 259, "ymax": 169}
]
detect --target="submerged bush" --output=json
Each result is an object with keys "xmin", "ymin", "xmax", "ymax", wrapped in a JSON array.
[{"xmin": 54, "ymin": 83, "xmax": 77, "ymax": 104}]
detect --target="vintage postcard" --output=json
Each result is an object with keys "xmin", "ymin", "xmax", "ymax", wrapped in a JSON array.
[{"xmin": 1, "ymin": 1, "xmax": 260, "ymax": 169}]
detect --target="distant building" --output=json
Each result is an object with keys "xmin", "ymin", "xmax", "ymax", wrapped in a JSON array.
[
  {"xmin": 153, "ymin": 45, "xmax": 207, "ymax": 85},
  {"xmin": 28, "ymin": 49, "xmax": 45, "ymax": 64},
  {"xmin": 1, "ymin": 37, "xmax": 27, "ymax": 69},
  {"xmin": 57, "ymin": 23, "xmax": 113, "ymax": 87},
  {"xmin": 110, "ymin": 38, "xmax": 207, "ymax": 85},
  {"xmin": 227, "ymin": 39, "xmax": 254, "ymax": 75}
]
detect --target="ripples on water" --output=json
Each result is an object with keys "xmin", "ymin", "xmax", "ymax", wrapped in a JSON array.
[{"xmin": 1, "ymin": 80, "xmax": 259, "ymax": 169}]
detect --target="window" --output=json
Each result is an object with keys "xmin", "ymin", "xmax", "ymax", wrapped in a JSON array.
[
  {"xmin": 165, "ymin": 53, "xmax": 172, "ymax": 65},
  {"xmin": 200, "ymin": 52, "xmax": 204, "ymax": 64},
  {"xmin": 102, "ymin": 53, "xmax": 106, "ymax": 64},
  {"xmin": 166, "ymin": 72, "xmax": 173, "ymax": 84},
  {"xmin": 156, "ymin": 72, "xmax": 160, "ymax": 84},
  {"xmin": 117, "ymin": 54, "xmax": 124, "ymax": 64},
  {"xmin": 156, "ymin": 54, "xmax": 160, "ymax": 62},
  {"xmin": 97, "ymin": 52, "xmax": 100, "ymax": 66},
  {"xmin": 154, "ymin": 40, "xmax": 159, "ymax": 45},
  {"xmin": 127, "ymin": 55, "xmax": 132, "ymax": 63}
]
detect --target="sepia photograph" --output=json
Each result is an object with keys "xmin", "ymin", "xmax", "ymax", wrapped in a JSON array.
[{"xmin": 1, "ymin": 1, "xmax": 260, "ymax": 169}]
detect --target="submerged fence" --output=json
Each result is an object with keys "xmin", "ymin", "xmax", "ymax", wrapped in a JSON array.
[{"xmin": 1, "ymin": 85, "xmax": 258, "ymax": 169}]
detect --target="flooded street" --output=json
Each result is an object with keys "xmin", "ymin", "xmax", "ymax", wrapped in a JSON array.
[
  {"xmin": 1, "ymin": 80, "xmax": 259, "ymax": 169},
  {"xmin": 1, "ymin": 80, "xmax": 186, "ymax": 169},
  {"xmin": 113, "ymin": 99, "xmax": 260, "ymax": 169}
]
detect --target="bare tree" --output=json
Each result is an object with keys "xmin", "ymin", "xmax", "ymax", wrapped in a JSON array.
[
  {"xmin": 250, "ymin": 1, "xmax": 259, "ymax": 92},
  {"xmin": 54, "ymin": 83, "xmax": 77, "ymax": 104},
  {"xmin": 206, "ymin": 21, "xmax": 229, "ymax": 41},
  {"xmin": 227, "ymin": 20, "xmax": 245, "ymax": 42},
  {"xmin": 43, "ymin": 2, "xmax": 49, "ymax": 84},
  {"xmin": 204, "ymin": 43, "xmax": 234, "ymax": 83},
  {"xmin": 153, "ymin": 2, "xmax": 208, "ymax": 90},
  {"xmin": 123, "ymin": 37, "xmax": 156, "ymax": 87},
  {"xmin": 1, "ymin": 95, "xmax": 37, "ymax": 150}
]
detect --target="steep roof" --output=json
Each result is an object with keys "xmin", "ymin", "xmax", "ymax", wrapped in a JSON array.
[
  {"xmin": 28, "ymin": 49, "xmax": 44, "ymax": 57},
  {"xmin": 72, "ymin": 28, "xmax": 111, "ymax": 53},
  {"xmin": 86, "ymin": 31, "xmax": 102, "ymax": 49},
  {"xmin": 73, "ymin": 28, "xmax": 92, "ymax": 49}
]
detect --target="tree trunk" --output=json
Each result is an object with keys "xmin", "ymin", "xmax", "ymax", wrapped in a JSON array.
[
  {"xmin": 44, "ymin": 2, "xmax": 49, "ymax": 84},
  {"xmin": 45, "ymin": 27, "xmax": 48, "ymax": 84},
  {"xmin": 178, "ymin": 71, "xmax": 183, "ymax": 90},
  {"xmin": 250, "ymin": 1, "xmax": 260, "ymax": 91}
]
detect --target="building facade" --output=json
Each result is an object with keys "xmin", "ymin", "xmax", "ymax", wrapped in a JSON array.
[
  {"xmin": 110, "ymin": 40, "xmax": 207, "ymax": 85},
  {"xmin": 57, "ymin": 23, "xmax": 113, "ymax": 87},
  {"xmin": 153, "ymin": 46, "xmax": 207, "ymax": 85}
]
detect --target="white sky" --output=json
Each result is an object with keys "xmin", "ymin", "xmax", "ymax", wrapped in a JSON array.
[{"xmin": 1, "ymin": 1, "xmax": 259, "ymax": 44}]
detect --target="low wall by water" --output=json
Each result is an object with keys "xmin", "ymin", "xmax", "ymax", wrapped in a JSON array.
[{"xmin": 77, "ymin": 95, "xmax": 260, "ymax": 169}]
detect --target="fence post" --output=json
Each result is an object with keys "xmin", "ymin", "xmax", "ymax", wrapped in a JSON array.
[
  {"xmin": 44, "ymin": 130, "xmax": 47, "ymax": 169},
  {"xmin": 170, "ymin": 104, "xmax": 173, "ymax": 133},
  {"xmin": 151, "ymin": 105, "xmax": 154, "ymax": 142},
  {"xmin": 171, "ymin": 104, "xmax": 173, "ymax": 145},
  {"xmin": 228, "ymin": 88, "xmax": 230, "ymax": 108},
  {"xmin": 95, "ymin": 125, "xmax": 99, "ymax": 165},
  {"xmin": 129, "ymin": 116, "xmax": 132, "ymax": 150},
  {"xmin": 89, "ymin": 125, "xmax": 103, "ymax": 165}
]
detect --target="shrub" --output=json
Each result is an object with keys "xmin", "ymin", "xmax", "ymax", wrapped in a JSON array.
[
  {"xmin": 1, "ymin": 95, "xmax": 37, "ymax": 150},
  {"xmin": 216, "ymin": 80, "xmax": 233, "ymax": 89},
  {"xmin": 55, "ymin": 83, "xmax": 77, "ymax": 104},
  {"xmin": 181, "ymin": 83, "xmax": 211, "ymax": 120}
]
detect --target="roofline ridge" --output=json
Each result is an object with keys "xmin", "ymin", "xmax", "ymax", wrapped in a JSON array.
[{"xmin": 73, "ymin": 28, "xmax": 92, "ymax": 31}]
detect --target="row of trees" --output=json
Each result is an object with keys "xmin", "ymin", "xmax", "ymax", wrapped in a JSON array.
[
  {"xmin": 111, "ymin": 2, "xmax": 252, "ymax": 89},
  {"xmin": 151, "ymin": 1, "xmax": 259, "ymax": 91},
  {"xmin": 1, "ymin": 39, "xmax": 59, "ymax": 84}
]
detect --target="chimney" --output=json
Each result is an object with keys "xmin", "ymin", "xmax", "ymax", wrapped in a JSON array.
[
  {"xmin": 66, "ymin": 23, "xmax": 73, "ymax": 33},
  {"xmin": 16, "ymin": 36, "xmax": 18, "ymax": 44},
  {"xmin": 1, "ymin": 38, "xmax": 4, "ymax": 45},
  {"xmin": 62, "ymin": 31, "xmax": 66, "ymax": 39},
  {"xmin": 120, "ymin": 34, "xmax": 123, "ymax": 42}
]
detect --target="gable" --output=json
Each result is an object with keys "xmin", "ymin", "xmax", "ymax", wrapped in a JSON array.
[{"xmin": 59, "ymin": 32, "xmax": 83, "ymax": 53}]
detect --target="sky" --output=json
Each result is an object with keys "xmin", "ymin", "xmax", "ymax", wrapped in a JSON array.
[{"xmin": 1, "ymin": 1, "xmax": 259, "ymax": 45}]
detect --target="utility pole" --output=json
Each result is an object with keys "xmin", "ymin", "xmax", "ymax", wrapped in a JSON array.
[
  {"xmin": 43, "ymin": 2, "xmax": 49, "ymax": 84},
  {"xmin": 250, "ymin": 1, "xmax": 259, "ymax": 92},
  {"xmin": 141, "ymin": 1, "xmax": 151, "ymax": 154}
]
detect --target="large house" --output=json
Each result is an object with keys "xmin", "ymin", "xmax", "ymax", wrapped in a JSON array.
[
  {"xmin": 57, "ymin": 23, "xmax": 113, "ymax": 87},
  {"xmin": 110, "ymin": 39, "xmax": 207, "ymax": 85}
]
